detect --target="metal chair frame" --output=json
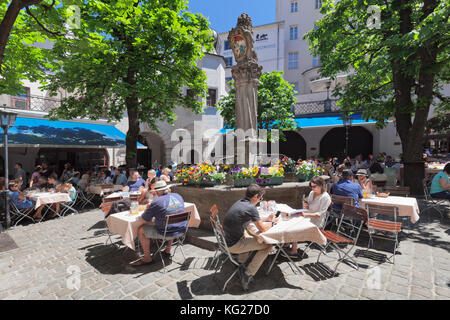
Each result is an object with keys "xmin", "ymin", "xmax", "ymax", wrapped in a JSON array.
[
  {"xmin": 317, "ymin": 204, "xmax": 368, "ymax": 276},
  {"xmin": 149, "ymin": 211, "xmax": 191, "ymax": 273},
  {"xmin": 422, "ymin": 178, "xmax": 447, "ymax": 218},
  {"xmin": 366, "ymin": 204, "xmax": 401, "ymax": 264},
  {"xmin": 9, "ymin": 200, "xmax": 35, "ymax": 226},
  {"xmin": 76, "ymin": 189, "xmax": 96, "ymax": 210},
  {"xmin": 60, "ymin": 190, "xmax": 79, "ymax": 216},
  {"xmin": 209, "ymin": 204, "xmax": 252, "ymax": 292},
  {"xmin": 324, "ymin": 194, "xmax": 355, "ymax": 231}
]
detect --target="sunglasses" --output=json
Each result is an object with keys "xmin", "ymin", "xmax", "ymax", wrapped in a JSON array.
[{"xmin": 310, "ymin": 184, "xmax": 320, "ymax": 188}]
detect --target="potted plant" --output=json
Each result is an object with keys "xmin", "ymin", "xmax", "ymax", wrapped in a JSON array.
[
  {"xmin": 229, "ymin": 166, "xmax": 259, "ymax": 187},
  {"xmin": 279, "ymin": 156, "xmax": 298, "ymax": 182},
  {"xmin": 256, "ymin": 166, "xmax": 284, "ymax": 186},
  {"xmin": 175, "ymin": 164, "xmax": 225, "ymax": 187},
  {"xmin": 297, "ymin": 161, "xmax": 323, "ymax": 182}
]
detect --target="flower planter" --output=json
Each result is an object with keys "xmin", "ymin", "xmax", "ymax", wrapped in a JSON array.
[
  {"xmin": 256, "ymin": 176, "xmax": 284, "ymax": 186},
  {"xmin": 284, "ymin": 172, "xmax": 298, "ymax": 182},
  {"xmin": 198, "ymin": 179, "xmax": 223, "ymax": 187},
  {"xmin": 232, "ymin": 178, "xmax": 256, "ymax": 188}
]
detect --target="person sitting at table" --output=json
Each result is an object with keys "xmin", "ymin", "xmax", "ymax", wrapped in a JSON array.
[
  {"xmin": 331, "ymin": 169, "xmax": 363, "ymax": 209},
  {"xmin": 222, "ymin": 184, "xmax": 277, "ymax": 291},
  {"xmin": 77, "ymin": 174, "xmax": 90, "ymax": 191},
  {"xmin": 145, "ymin": 169, "xmax": 156, "ymax": 189},
  {"xmin": 123, "ymin": 169, "xmax": 145, "ymax": 192},
  {"xmin": 430, "ymin": 163, "xmax": 450, "ymax": 200},
  {"xmin": 54, "ymin": 183, "xmax": 77, "ymax": 215},
  {"xmin": 68, "ymin": 172, "xmax": 81, "ymax": 186},
  {"xmin": 159, "ymin": 167, "xmax": 171, "ymax": 183},
  {"xmin": 130, "ymin": 180, "xmax": 186, "ymax": 266},
  {"xmin": 356, "ymin": 169, "xmax": 374, "ymax": 194},
  {"xmin": 287, "ymin": 176, "xmax": 332, "ymax": 257},
  {"xmin": 9, "ymin": 182, "xmax": 46, "ymax": 220},
  {"xmin": 104, "ymin": 170, "xmax": 113, "ymax": 185},
  {"xmin": 115, "ymin": 168, "xmax": 128, "ymax": 186},
  {"xmin": 29, "ymin": 165, "xmax": 42, "ymax": 189},
  {"xmin": 47, "ymin": 174, "xmax": 62, "ymax": 189}
]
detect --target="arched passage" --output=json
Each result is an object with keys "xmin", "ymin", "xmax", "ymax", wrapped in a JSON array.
[
  {"xmin": 143, "ymin": 132, "xmax": 166, "ymax": 165},
  {"xmin": 320, "ymin": 126, "xmax": 373, "ymax": 160},
  {"xmin": 279, "ymin": 131, "xmax": 307, "ymax": 161}
]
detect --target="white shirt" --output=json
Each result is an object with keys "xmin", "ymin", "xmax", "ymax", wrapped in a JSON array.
[{"xmin": 306, "ymin": 191, "xmax": 332, "ymax": 229}]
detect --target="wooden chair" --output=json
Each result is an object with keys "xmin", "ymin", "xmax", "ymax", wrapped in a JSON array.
[{"xmin": 384, "ymin": 186, "xmax": 410, "ymax": 197}]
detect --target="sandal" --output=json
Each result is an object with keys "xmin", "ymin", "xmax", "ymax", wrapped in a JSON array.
[{"xmin": 130, "ymin": 258, "xmax": 154, "ymax": 266}]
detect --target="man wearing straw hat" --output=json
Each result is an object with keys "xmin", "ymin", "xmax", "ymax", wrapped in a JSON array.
[{"xmin": 130, "ymin": 180, "xmax": 186, "ymax": 266}]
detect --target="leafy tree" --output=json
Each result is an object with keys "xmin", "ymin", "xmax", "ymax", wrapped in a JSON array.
[
  {"xmin": 305, "ymin": 0, "xmax": 450, "ymax": 194},
  {"xmin": 217, "ymin": 71, "xmax": 299, "ymax": 141},
  {"xmin": 0, "ymin": 0, "xmax": 73, "ymax": 94},
  {"xmin": 44, "ymin": 0, "xmax": 213, "ymax": 167}
]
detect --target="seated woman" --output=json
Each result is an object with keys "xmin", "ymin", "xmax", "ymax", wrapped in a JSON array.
[
  {"xmin": 430, "ymin": 163, "xmax": 450, "ymax": 200},
  {"xmin": 29, "ymin": 165, "xmax": 42, "ymax": 189},
  {"xmin": 54, "ymin": 183, "xmax": 77, "ymax": 214},
  {"xmin": 356, "ymin": 169, "xmax": 374, "ymax": 194},
  {"xmin": 159, "ymin": 168, "xmax": 171, "ymax": 183},
  {"xmin": 287, "ymin": 176, "xmax": 331, "ymax": 257},
  {"xmin": 9, "ymin": 182, "xmax": 46, "ymax": 220}
]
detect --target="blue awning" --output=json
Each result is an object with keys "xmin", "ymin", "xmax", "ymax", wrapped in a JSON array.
[
  {"xmin": 0, "ymin": 117, "xmax": 145, "ymax": 149},
  {"xmin": 218, "ymin": 114, "xmax": 379, "ymax": 133}
]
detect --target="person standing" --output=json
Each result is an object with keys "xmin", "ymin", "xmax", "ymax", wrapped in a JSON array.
[{"xmin": 14, "ymin": 163, "xmax": 27, "ymax": 191}]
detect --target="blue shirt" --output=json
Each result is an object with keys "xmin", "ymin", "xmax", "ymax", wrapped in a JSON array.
[
  {"xmin": 126, "ymin": 178, "xmax": 145, "ymax": 191},
  {"xmin": 9, "ymin": 191, "xmax": 34, "ymax": 210},
  {"xmin": 430, "ymin": 172, "xmax": 449, "ymax": 194},
  {"xmin": 332, "ymin": 179, "xmax": 363, "ymax": 209},
  {"xmin": 142, "ymin": 193, "xmax": 186, "ymax": 236},
  {"xmin": 116, "ymin": 173, "xmax": 127, "ymax": 186}
]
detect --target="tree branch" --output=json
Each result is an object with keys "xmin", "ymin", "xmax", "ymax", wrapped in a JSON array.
[{"xmin": 25, "ymin": 6, "xmax": 63, "ymax": 36}]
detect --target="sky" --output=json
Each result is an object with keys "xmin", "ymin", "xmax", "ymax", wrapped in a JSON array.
[{"xmin": 187, "ymin": 0, "xmax": 276, "ymax": 34}]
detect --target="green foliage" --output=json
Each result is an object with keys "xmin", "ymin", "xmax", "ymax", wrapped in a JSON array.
[
  {"xmin": 217, "ymin": 71, "xmax": 299, "ymax": 140},
  {"xmin": 44, "ymin": 0, "xmax": 213, "ymax": 129},
  {"xmin": 0, "ymin": 0, "xmax": 75, "ymax": 94},
  {"xmin": 304, "ymin": 0, "xmax": 449, "ymax": 126}
]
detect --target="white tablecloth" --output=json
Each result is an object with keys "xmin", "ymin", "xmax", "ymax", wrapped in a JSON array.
[
  {"xmin": 106, "ymin": 202, "xmax": 201, "ymax": 250},
  {"xmin": 361, "ymin": 196, "xmax": 420, "ymax": 223},
  {"xmin": 87, "ymin": 185, "xmax": 123, "ymax": 196},
  {"xmin": 249, "ymin": 207, "xmax": 327, "ymax": 246},
  {"xmin": 28, "ymin": 192, "xmax": 72, "ymax": 209}
]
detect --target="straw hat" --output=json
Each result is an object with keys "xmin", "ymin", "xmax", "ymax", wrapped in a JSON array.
[
  {"xmin": 154, "ymin": 180, "xmax": 170, "ymax": 191},
  {"xmin": 356, "ymin": 169, "xmax": 368, "ymax": 176}
]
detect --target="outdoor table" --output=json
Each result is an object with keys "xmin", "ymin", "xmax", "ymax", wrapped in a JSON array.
[
  {"xmin": 105, "ymin": 202, "xmax": 201, "ymax": 250},
  {"xmin": 86, "ymin": 185, "xmax": 123, "ymax": 196},
  {"xmin": 248, "ymin": 207, "xmax": 327, "ymax": 275},
  {"xmin": 360, "ymin": 195, "xmax": 420, "ymax": 223},
  {"xmin": 28, "ymin": 192, "xmax": 72, "ymax": 219}
]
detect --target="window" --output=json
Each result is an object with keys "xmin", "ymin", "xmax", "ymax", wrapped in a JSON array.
[
  {"xmin": 313, "ymin": 55, "xmax": 321, "ymax": 67},
  {"xmin": 224, "ymin": 40, "xmax": 231, "ymax": 51},
  {"xmin": 10, "ymin": 86, "xmax": 30, "ymax": 110},
  {"xmin": 207, "ymin": 88, "xmax": 217, "ymax": 107},
  {"xmin": 288, "ymin": 52, "xmax": 298, "ymax": 69},
  {"xmin": 315, "ymin": 0, "xmax": 322, "ymax": 9},
  {"xmin": 291, "ymin": 1, "xmax": 298, "ymax": 12},
  {"xmin": 225, "ymin": 57, "xmax": 233, "ymax": 67},
  {"xmin": 289, "ymin": 26, "xmax": 298, "ymax": 40}
]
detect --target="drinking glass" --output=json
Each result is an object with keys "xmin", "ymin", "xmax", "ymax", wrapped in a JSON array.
[{"xmin": 130, "ymin": 201, "xmax": 139, "ymax": 215}]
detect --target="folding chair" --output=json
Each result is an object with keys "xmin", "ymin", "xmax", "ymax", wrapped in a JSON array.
[
  {"xmin": 60, "ymin": 191, "xmax": 79, "ymax": 216},
  {"xmin": 317, "ymin": 203, "xmax": 368, "ymax": 276},
  {"xmin": 324, "ymin": 194, "xmax": 355, "ymax": 231},
  {"xmin": 209, "ymin": 204, "xmax": 252, "ymax": 292},
  {"xmin": 421, "ymin": 178, "xmax": 447, "ymax": 218},
  {"xmin": 149, "ymin": 211, "xmax": 191, "ymax": 273},
  {"xmin": 76, "ymin": 189, "xmax": 96, "ymax": 210},
  {"xmin": 9, "ymin": 200, "xmax": 36, "ymax": 226},
  {"xmin": 366, "ymin": 204, "xmax": 402, "ymax": 263}
]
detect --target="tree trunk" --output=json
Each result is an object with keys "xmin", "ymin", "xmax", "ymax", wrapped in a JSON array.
[
  {"xmin": 0, "ymin": 0, "xmax": 43, "ymax": 73},
  {"xmin": 125, "ymin": 105, "xmax": 139, "ymax": 168}
]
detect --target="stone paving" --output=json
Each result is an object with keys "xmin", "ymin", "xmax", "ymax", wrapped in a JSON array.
[{"xmin": 0, "ymin": 201, "xmax": 449, "ymax": 300}]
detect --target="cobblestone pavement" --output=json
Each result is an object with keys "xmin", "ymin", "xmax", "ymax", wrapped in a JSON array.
[{"xmin": 0, "ymin": 201, "xmax": 449, "ymax": 300}]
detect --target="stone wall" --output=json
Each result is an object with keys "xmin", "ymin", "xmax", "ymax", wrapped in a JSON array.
[{"xmin": 171, "ymin": 182, "xmax": 311, "ymax": 230}]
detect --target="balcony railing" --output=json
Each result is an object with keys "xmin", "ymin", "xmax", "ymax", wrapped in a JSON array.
[
  {"xmin": 293, "ymin": 99, "xmax": 340, "ymax": 116},
  {"xmin": 9, "ymin": 94, "xmax": 61, "ymax": 112}
]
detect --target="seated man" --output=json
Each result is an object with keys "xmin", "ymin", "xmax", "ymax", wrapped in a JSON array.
[
  {"xmin": 124, "ymin": 169, "xmax": 145, "ymax": 192},
  {"xmin": 331, "ymin": 169, "xmax": 363, "ymax": 210},
  {"xmin": 131, "ymin": 180, "xmax": 186, "ymax": 266},
  {"xmin": 9, "ymin": 182, "xmax": 46, "ymax": 220},
  {"xmin": 222, "ymin": 184, "xmax": 277, "ymax": 291}
]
